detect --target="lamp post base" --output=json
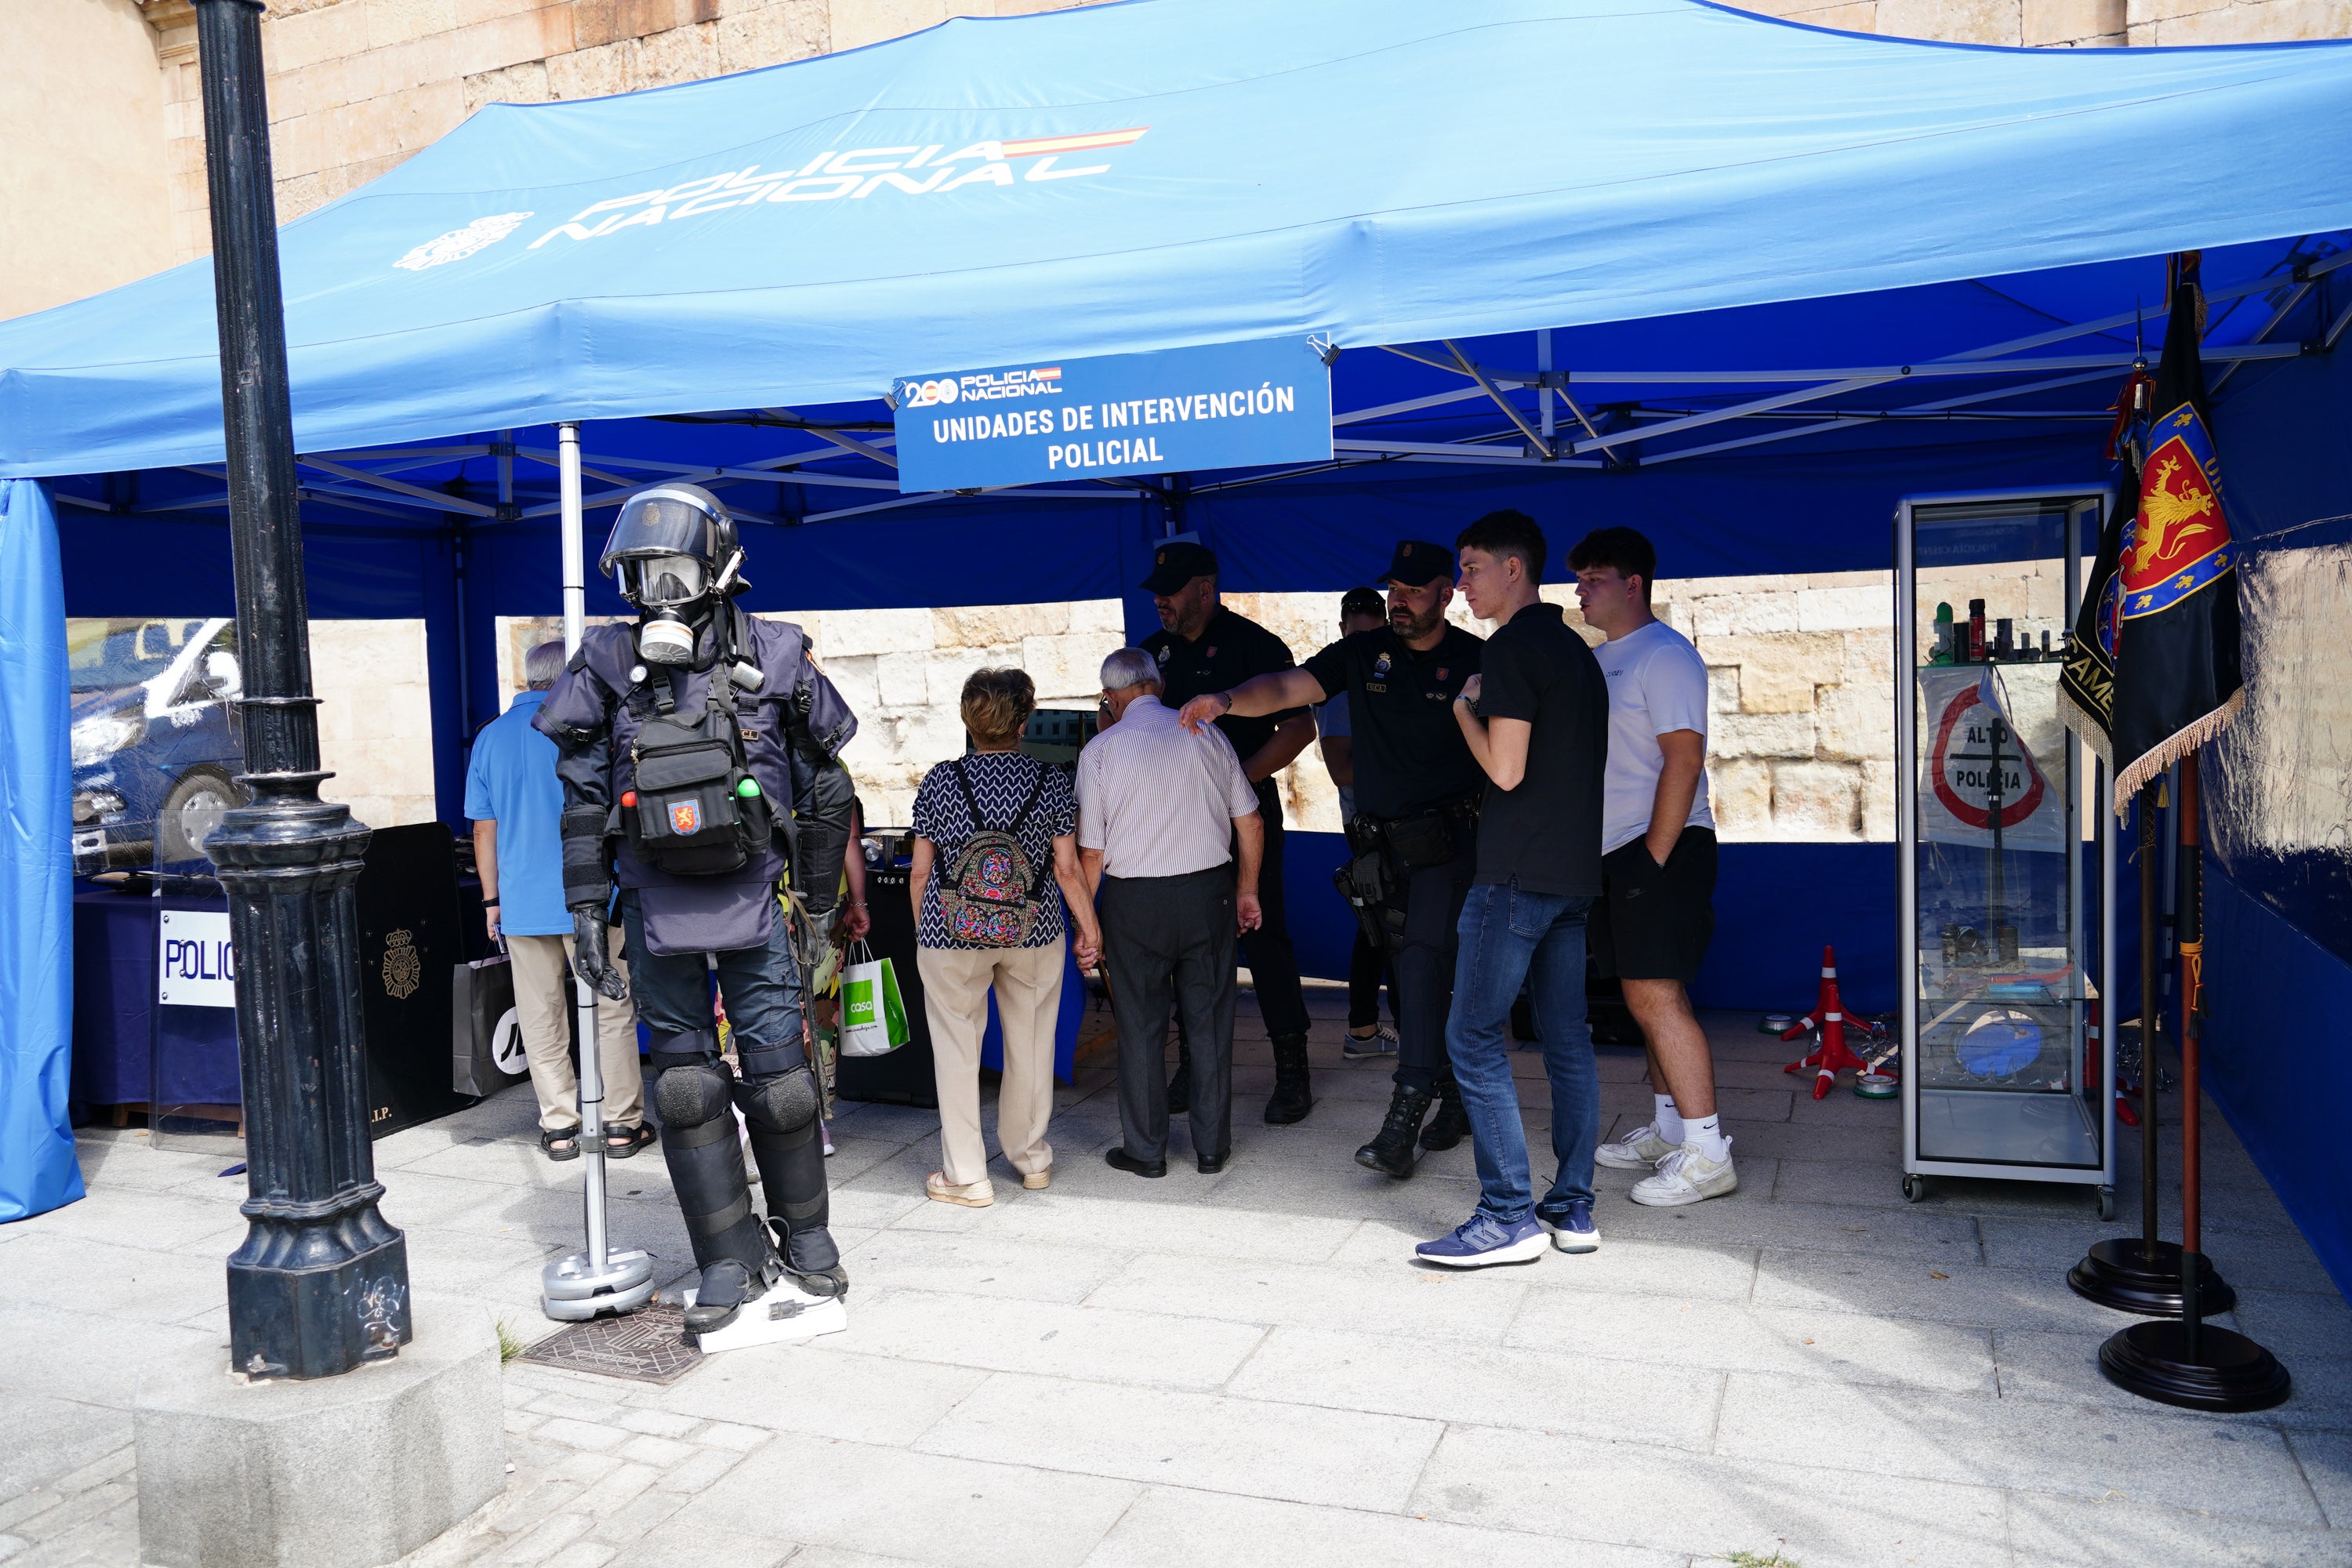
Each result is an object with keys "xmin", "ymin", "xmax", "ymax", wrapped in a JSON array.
[
  {"xmin": 2068, "ymin": 1237, "xmax": 2237, "ymax": 1318},
  {"xmin": 2100, "ymin": 1318, "xmax": 2290, "ymax": 1412}
]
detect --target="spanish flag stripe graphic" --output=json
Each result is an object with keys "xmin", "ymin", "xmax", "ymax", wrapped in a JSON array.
[{"xmin": 1000, "ymin": 128, "xmax": 1149, "ymax": 158}]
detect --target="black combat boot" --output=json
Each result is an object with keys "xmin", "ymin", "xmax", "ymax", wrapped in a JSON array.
[
  {"xmin": 1420, "ymin": 1079, "xmax": 1472, "ymax": 1152},
  {"xmin": 1263, "ymin": 1033, "xmax": 1314, "ymax": 1125},
  {"xmin": 1355, "ymin": 1086, "xmax": 1434, "ymax": 1179}
]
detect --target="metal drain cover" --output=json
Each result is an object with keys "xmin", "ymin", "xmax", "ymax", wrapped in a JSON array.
[{"xmin": 517, "ymin": 1302, "xmax": 702, "ymax": 1385}]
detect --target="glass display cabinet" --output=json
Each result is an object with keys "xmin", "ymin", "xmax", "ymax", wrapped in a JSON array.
[{"xmin": 1896, "ymin": 488, "xmax": 2118, "ymax": 1215}]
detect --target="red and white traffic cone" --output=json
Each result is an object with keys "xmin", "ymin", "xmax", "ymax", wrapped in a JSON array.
[{"xmin": 1782, "ymin": 946, "xmax": 1867, "ymax": 1101}]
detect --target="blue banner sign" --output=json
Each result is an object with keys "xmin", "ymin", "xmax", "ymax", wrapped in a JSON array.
[{"xmin": 893, "ymin": 337, "xmax": 1331, "ymax": 491}]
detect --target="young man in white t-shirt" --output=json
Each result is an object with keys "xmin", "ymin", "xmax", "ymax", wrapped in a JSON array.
[{"xmin": 1570, "ymin": 528, "xmax": 1735, "ymax": 1205}]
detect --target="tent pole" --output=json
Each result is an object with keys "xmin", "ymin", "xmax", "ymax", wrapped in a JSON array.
[
  {"xmin": 539, "ymin": 419, "xmax": 654, "ymax": 1320},
  {"xmin": 192, "ymin": 0, "xmax": 409, "ymax": 1381},
  {"xmin": 1537, "ymin": 328, "xmax": 1555, "ymax": 443}
]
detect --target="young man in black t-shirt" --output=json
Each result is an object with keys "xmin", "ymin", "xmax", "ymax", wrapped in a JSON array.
[
  {"xmin": 1137, "ymin": 541, "xmax": 1319, "ymax": 1126},
  {"xmin": 1417, "ymin": 510, "xmax": 1612, "ymax": 1269},
  {"xmin": 1177, "ymin": 540, "xmax": 1484, "ymax": 1179}
]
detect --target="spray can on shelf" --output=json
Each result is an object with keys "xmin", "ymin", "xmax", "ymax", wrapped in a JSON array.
[
  {"xmin": 1995, "ymin": 618, "xmax": 2014, "ymax": 660},
  {"xmin": 1967, "ymin": 599, "xmax": 1987, "ymax": 662},
  {"xmin": 1932, "ymin": 602, "xmax": 1955, "ymax": 664}
]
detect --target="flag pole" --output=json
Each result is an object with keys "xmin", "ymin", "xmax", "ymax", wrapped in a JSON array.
[{"xmin": 2096, "ymin": 749, "xmax": 2288, "ymax": 1411}]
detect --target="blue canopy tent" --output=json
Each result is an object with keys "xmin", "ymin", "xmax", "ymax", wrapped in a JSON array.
[{"xmin": 3, "ymin": 0, "xmax": 2350, "ymax": 1276}]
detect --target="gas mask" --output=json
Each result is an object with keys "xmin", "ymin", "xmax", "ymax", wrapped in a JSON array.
[{"xmin": 599, "ymin": 485, "xmax": 745, "ymax": 667}]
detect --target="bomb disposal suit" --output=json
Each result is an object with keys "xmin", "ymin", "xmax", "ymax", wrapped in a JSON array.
[{"xmin": 534, "ymin": 485, "xmax": 858, "ymax": 1334}]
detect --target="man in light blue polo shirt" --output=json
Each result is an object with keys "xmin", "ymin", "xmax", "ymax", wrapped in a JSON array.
[{"xmin": 466, "ymin": 641, "xmax": 647, "ymax": 1160}]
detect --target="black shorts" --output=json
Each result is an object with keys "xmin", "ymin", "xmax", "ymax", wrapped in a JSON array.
[{"xmin": 1592, "ymin": 826, "xmax": 1717, "ymax": 985}]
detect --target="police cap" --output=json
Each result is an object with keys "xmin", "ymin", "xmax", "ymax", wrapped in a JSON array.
[
  {"xmin": 1381, "ymin": 539, "xmax": 1457, "ymax": 587},
  {"xmin": 1140, "ymin": 540, "xmax": 1218, "ymax": 594}
]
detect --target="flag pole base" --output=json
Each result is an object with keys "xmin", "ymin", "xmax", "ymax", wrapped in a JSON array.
[
  {"xmin": 2100, "ymin": 1319, "xmax": 2289, "ymax": 1412},
  {"xmin": 2068, "ymin": 1237, "xmax": 2237, "ymax": 1318}
]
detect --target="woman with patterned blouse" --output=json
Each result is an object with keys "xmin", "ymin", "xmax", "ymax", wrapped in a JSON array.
[{"xmin": 908, "ymin": 669, "xmax": 1103, "ymax": 1207}]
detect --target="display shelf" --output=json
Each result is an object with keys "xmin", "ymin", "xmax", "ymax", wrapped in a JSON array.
[{"xmin": 1895, "ymin": 488, "xmax": 2118, "ymax": 1201}]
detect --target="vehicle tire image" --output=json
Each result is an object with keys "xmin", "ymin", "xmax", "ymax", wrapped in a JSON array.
[{"xmin": 157, "ymin": 767, "xmax": 245, "ymax": 865}]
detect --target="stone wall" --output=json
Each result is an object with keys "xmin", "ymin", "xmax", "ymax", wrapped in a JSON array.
[
  {"xmin": 495, "ymin": 558, "xmax": 2078, "ymax": 848},
  {"xmin": 312, "ymin": 619, "xmax": 440, "ymax": 827}
]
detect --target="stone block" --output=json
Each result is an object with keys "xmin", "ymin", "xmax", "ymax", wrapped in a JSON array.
[
  {"xmin": 1707, "ymin": 663, "xmax": 1740, "ymax": 713},
  {"xmin": 874, "ymin": 650, "xmax": 931, "ymax": 707},
  {"xmin": 1878, "ymin": 0, "xmax": 2023, "ymax": 38},
  {"xmin": 814, "ymin": 648, "xmax": 880, "ymax": 710},
  {"xmin": 1711, "ymin": 710, "xmax": 1815, "ymax": 759},
  {"xmin": 815, "ymin": 606, "xmax": 935, "ymax": 659},
  {"xmin": 1689, "ymin": 591, "xmax": 1798, "ymax": 637},
  {"xmin": 133, "ymin": 1297, "xmax": 504, "ymax": 1568},
  {"xmin": 1771, "ymin": 759, "xmax": 1862, "ymax": 840},
  {"xmin": 1707, "ymin": 758, "xmax": 1773, "ymax": 837},
  {"xmin": 1860, "ymin": 757, "xmax": 1899, "ymax": 841},
  {"xmin": 1795, "ymin": 583, "xmax": 1891, "ymax": 632},
  {"xmin": 2024, "ymin": 0, "xmax": 2128, "ymax": 41},
  {"xmin": 716, "ymin": 2, "xmax": 831, "ymax": 73},
  {"xmin": 1699, "ymin": 632, "xmax": 1844, "ymax": 713},
  {"xmin": 1816, "ymin": 680, "xmax": 1893, "ymax": 763},
  {"xmin": 1024, "ymin": 631, "xmax": 1124, "ymax": 700},
  {"xmin": 1069, "ymin": 597, "xmax": 1126, "ymax": 633},
  {"xmin": 933, "ymin": 601, "xmax": 1069, "ymax": 647},
  {"xmin": 264, "ymin": 1, "xmax": 375, "ymax": 75},
  {"xmin": 367, "ymin": 0, "xmax": 465, "ymax": 53}
]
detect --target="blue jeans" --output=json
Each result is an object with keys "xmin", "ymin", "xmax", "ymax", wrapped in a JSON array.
[{"xmin": 1446, "ymin": 880, "xmax": 1599, "ymax": 1223}]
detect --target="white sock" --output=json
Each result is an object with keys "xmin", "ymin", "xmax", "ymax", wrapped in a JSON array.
[
  {"xmin": 1684, "ymin": 1112, "xmax": 1730, "ymax": 1163},
  {"xmin": 1652, "ymin": 1094, "xmax": 1684, "ymax": 1145}
]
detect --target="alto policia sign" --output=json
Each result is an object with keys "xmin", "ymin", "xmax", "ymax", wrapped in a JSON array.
[{"xmin": 892, "ymin": 337, "xmax": 1333, "ymax": 492}]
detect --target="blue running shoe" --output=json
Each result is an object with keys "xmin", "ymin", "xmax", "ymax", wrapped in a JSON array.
[
  {"xmin": 1536, "ymin": 1196, "xmax": 1601, "ymax": 1254},
  {"xmin": 1414, "ymin": 1213, "xmax": 1548, "ymax": 1269}
]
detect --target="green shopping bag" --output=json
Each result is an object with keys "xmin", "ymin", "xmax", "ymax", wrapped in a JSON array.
[{"xmin": 839, "ymin": 942, "xmax": 910, "ymax": 1057}]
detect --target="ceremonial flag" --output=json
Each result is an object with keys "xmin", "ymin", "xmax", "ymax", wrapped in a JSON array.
[
  {"xmin": 2060, "ymin": 256, "xmax": 2244, "ymax": 809},
  {"xmin": 2111, "ymin": 256, "xmax": 2243, "ymax": 804}
]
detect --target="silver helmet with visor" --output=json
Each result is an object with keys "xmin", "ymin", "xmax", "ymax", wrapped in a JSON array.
[{"xmin": 599, "ymin": 484, "xmax": 743, "ymax": 664}]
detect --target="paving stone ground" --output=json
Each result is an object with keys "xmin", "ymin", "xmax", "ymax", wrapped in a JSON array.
[{"xmin": 6, "ymin": 989, "xmax": 2350, "ymax": 1568}]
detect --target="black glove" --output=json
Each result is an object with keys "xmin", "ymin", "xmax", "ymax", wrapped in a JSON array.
[{"xmin": 571, "ymin": 906, "xmax": 628, "ymax": 1002}]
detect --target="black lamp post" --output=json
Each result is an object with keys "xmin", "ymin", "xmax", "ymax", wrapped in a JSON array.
[{"xmin": 194, "ymin": 0, "xmax": 409, "ymax": 1380}]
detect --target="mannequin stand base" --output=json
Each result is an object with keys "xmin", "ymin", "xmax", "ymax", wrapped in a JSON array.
[
  {"xmin": 2068, "ymin": 1238, "xmax": 2237, "ymax": 1318},
  {"xmin": 683, "ymin": 1277, "xmax": 848, "ymax": 1353},
  {"xmin": 2100, "ymin": 1319, "xmax": 2291, "ymax": 1412},
  {"xmin": 543, "ymin": 1248, "xmax": 659, "ymax": 1323}
]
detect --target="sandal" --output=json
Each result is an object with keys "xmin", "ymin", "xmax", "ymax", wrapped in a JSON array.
[
  {"xmin": 925, "ymin": 1171, "xmax": 995, "ymax": 1207},
  {"xmin": 605, "ymin": 1123, "xmax": 657, "ymax": 1159},
  {"xmin": 540, "ymin": 1127, "xmax": 582, "ymax": 1162}
]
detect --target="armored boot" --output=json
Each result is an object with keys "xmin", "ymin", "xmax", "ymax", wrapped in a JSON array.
[
  {"xmin": 1263, "ymin": 1033, "xmax": 1315, "ymax": 1125},
  {"xmin": 1356, "ymin": 1086, "xmax": 1434, "ymax": 1179},
  {"xmin": 654, "ymin": 1051, "xmax": 781, "ymax": 1334},
  {"xmin": 739, "ymin": 1062, "xmax": 848, "ymax": 1299},
  {"xmin": 1419, "ymin": 1078, "xmax": 1472, "ymax": 1152}
]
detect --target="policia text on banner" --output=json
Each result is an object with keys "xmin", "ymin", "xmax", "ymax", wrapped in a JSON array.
[{"xmin": 892, "ymin": 339, "xmax": 1333, "ymax": 490}]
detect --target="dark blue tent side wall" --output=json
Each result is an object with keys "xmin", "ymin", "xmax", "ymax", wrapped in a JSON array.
[{"xmin": 2199, "ymin": 345, "xmax": 2352, "ymax": 1301}]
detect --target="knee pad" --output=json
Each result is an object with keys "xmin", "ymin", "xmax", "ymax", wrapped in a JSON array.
[
  {"xmin": 734, "ymin": 1067, "xmax": 818, "ymax": 1137},
  {"xmin": 648, "ymin": 1026, "xmax": 720, "ymax": 1076},
  {"xmin": 655, "ymin": 1060, "xmax": 733, "ymax": 1131}
]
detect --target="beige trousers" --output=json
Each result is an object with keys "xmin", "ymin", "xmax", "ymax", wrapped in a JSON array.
[
  {"xmin": 507, "ymin": 927, "xmax": 645, "ymax": 1133},
  {"xmin": 918, "ymin": 940, "xmax": 1065, "ymax": 1187}
]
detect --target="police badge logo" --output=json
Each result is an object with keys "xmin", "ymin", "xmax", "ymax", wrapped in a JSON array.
[
  {"xmin": 1156, "ymin": 645, "xmax": 1171, "ymax": 664},
  {"xmin": 670, "ymin": 800, "xmax": 702, "ymax": 836},
  {"xmin": 1374, "ymin": 652, "xmax": 1392, "ymax": 676},
  {"xmin": 380, "ymin": 930, "xmax": 421, "ymax": 1000}
]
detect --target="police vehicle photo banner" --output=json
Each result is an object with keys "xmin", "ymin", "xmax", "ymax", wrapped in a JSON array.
[{"xmin": 893, "ymin": 336, "xmax": 1332, "ymax": 492}]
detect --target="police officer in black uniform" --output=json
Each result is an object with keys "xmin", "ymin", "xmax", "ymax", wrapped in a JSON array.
[
  {"xmin": 1178, "ymin": 541, "xmax": 1484, "ymax": 1178},
  {"xmin": 535, "ymin": 484, "xmax": 860, "ymax": 1334},
  {"xmin": 1139, "ymin": 541, "xmax": 1320, "ymax": 1126}
]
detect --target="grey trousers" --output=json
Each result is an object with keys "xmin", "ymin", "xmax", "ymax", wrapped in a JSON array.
[{"xmin": 1102, "ymin": 866, "xmax": 1236, "ymax": 1164}]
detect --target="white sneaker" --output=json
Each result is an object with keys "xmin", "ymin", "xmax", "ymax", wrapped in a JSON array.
[
  {"xmin": 1629, "ymin": 1142, "xmax": 1738, "ymax": 1207},
  {"xmin": 1595, "ymin": 1121, "xmax": 1677, "ymax": 1171}
]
